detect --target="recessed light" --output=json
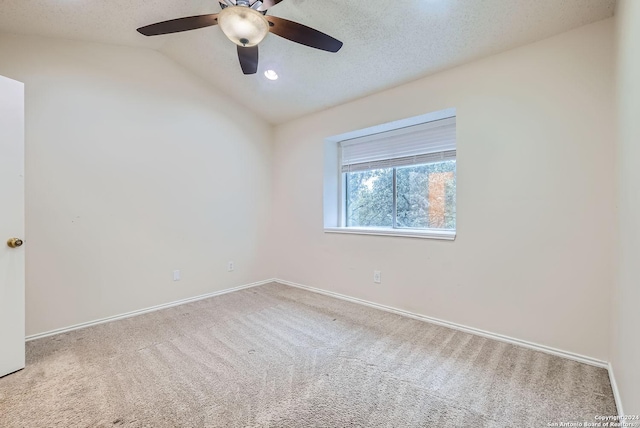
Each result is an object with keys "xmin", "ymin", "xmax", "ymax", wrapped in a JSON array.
[{"xmin": 264, "ymin": 70, "xmax": 278, "ymax": 80}]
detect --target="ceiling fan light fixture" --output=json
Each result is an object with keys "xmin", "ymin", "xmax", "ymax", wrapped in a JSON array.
[{"xmin": 218, "ymin": 6, "xmax": 269, "ymax": 47}]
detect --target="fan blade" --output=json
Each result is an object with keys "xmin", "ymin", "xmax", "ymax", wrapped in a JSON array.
[
  {"xmin": 265, "ymin": 16, "xmax": 343, "ymax": 53},
  {"xmin": 257, "ymin": 0, "xmax": 284, "ymax": 11},
  {"xmin": 137, "ymin": 14, "xmax": 219, "ymax": 36},
  {"xmin": 237, "ymin": 45, "xmax": 259, "ymax": 75}
]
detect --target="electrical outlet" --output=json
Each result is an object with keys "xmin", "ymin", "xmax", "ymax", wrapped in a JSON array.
[
  {"xmin": 173, "ymin": 270, "xmax": 181, "ymax": 281},
  {"xmin": 227, "ymin": 261, "xmax": 234, "ymax": 272},
  {"xmin": 373, "ymin": 270, "xmax": 381, "ymax": 284}
]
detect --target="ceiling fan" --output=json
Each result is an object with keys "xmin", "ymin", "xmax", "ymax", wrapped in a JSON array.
[{"xmin": 137, "ymin": 0, "xmax": 343, "ymax": 75}]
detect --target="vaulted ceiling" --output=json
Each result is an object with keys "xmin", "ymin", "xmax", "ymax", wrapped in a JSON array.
[{"xmin": 0, "ymin": 0, "xmax": 616, "ymax": 124}]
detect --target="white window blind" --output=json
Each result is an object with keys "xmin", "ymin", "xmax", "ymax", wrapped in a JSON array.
[{"xmin": 340, "ymin": 116, "xmax": 456, "ymax": 173}]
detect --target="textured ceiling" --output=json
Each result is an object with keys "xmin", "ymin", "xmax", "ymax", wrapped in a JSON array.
[{"xmin": 0, "ymin": 0, "xmax": 615, "ymax": 124}]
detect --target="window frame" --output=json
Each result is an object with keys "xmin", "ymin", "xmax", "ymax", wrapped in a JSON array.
[
  {"xmin": 323, "ymin": 108, "xmax": 457, "ymax": 241},
  {"xmin": 336, "ymin": 159, "xmax": 457, "ymax": 240}
]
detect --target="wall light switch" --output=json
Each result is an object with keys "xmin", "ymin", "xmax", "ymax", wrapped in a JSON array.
[
  {"xmin": 228, "ymin": 261, "xmax": 234, "ymax": 272},
  {"xmin": 173, "ymin": 270, "xmax": 181, "ymax": 281}
]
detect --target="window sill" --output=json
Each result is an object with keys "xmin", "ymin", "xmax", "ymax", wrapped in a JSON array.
[{"xmin": 324, "ymin": 227, "xmax": 456, "ymax": 241}]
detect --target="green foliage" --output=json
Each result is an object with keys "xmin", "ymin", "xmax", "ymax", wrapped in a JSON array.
[
  {"xmin": 346, "ymin": 161, "xmax": 456, "ymax": 230},
  {"xmin": 346, "ymin": 168, "xmax": 393, "ymax": 227}
]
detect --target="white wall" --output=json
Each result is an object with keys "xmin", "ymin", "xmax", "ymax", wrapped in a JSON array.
[
  {"xmin": 613, "ymin": 0, "xmax": 640, "ymax": 415},
  {"xmin": 0, "ymin": 17, "xmax": 620, "ymax": 370},
  {"xmin": 271, "ymin": 19, "xmax": 616, "ymax": 361},
  {"xmin": 0, "ymin": 34, "xmax": 274, "ymax": 336}
]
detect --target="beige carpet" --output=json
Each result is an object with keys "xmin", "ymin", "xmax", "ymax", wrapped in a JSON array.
[{"xmin": 0, "ymin": 282, "xmax": 616, "ymax": 427}]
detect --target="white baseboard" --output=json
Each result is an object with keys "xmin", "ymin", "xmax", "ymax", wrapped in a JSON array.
[
  {"xmin": 27, "ymin": 277, "xmax": 610, "ymax": 370},
  {"xmin": 25, "ymin": 279, "xmax": 276, "ymax": 342},
  {"xmin": 25, "ymin": 277, "xmax": 620, "ymax": 406},
  {"xmin": 274, "ymin": 278, "xmax": 609, "ymax": 369},
  {"xmin": 608, "ymin": 363, "xmax": 625, "ymax": 416}
]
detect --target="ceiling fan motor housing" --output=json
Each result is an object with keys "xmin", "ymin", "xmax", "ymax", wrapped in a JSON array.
[{"xmin": 218, "ymin": 5, "xmax": 270, "ymax": 47}]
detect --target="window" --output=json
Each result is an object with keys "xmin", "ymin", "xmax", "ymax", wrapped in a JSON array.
[{"xmin": 339, "ymin": 116, "xmax": 456, "ymax": 237}]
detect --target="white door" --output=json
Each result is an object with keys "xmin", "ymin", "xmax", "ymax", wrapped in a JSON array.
[{"xmin": 0, "ymin": 75, "xmax": 25, "ymax": 378}]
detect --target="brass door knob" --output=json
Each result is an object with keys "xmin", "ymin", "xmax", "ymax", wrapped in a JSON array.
[{"xmin": 7, "ymin": 238, "xmax": 23, "ymax": 248}]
